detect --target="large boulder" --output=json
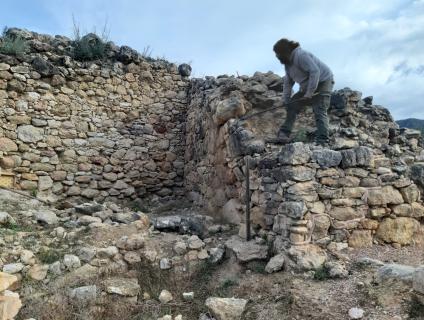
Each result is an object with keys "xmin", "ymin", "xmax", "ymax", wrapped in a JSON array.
[
  {"xmin": 205, "ymin": 297, "xmax": 247, "ymax": 320},
  {"xmin": 213, "ymin": 94, "xmax": 246, "ymax": 125},
  {"xmin": 376, "ymin": 217, "xmax": 420, "ymax": 245}
]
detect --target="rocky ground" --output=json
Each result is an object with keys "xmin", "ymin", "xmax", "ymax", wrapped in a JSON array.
[{"xmin": 0, "ymin": 188, "xmax": 424, "ymax": 320}]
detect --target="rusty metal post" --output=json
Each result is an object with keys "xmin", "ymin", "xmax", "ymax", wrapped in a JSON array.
[{"xmin": 245, "ymin": 156, "xmax": 251, "ymax": 241}]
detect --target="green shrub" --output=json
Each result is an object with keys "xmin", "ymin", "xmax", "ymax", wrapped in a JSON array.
[
  {"xmin": 313, "ymin": 264, "xmax": 331, "ymax": 281},
  {"xmin": 409, "ymin": 295, "xmax": 424, "ymax": 319},
  {"xmin": 0, "ymin": 27, "xmax": 29, "ymax": 56},
  {"xmin": 71, "ymin": 18, "xmax": 109, "ymax": 61},
  {"xmin": 38, "ymin": 248, "xmax": 63, "ymax": 264}
]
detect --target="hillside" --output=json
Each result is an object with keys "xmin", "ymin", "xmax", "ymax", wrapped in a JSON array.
[{"xmin": 397, "ymin": 118, "xmax": 424, "ymax": 134}]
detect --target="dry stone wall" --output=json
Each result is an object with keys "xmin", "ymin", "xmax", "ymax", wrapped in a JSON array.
[
  {"xmin": 185, "ymin": 72, "xmax": 424, "ymax": 251},
  {"xmin": 0, "ymin": 29, "xmax": 190, "ymax": 203}
]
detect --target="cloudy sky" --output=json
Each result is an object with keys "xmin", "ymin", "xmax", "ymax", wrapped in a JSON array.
[{"xmin": 1, "ymin": 0, "xmax": 423, "ymax": 119}]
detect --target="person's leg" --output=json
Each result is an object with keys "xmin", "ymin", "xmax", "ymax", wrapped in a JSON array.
[
  {"xmin": 312, "ymin": 80, "xmax": 333, "ymax": 144},
  {"xmin": 279, "ymin": 91, "xmax": 304, "ymax": 137}
]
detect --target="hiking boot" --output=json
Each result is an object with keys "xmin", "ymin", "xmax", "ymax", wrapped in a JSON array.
[{"xmin": 265, "ymin": 131, "xmax": 291, "ymax": 144}]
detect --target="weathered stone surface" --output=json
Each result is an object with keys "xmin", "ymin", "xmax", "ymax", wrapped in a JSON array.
[
  {"xmin": 287, "ymin": 244, "xmax": 327, "ymax": 270},
  {"xmin": 0, "ymin": 290, "xmax": 22, "ymax": 320},
  {"xmin": 28, "ymin": 264, "xmax": 49, "ymax": 280},
  {"xmin": 279, "ymin": 142, "xmax": 312, "ymax": 165},
  {"xmin": 159, "ymin": 289, "xmax": 173, "ymax": 303},
  {"xmin": 312, "ymin": 149, "xmax": 342, "ymax": 167},
  {"xmin": 376, "ymin": 263, "xmax": 416, "ymax": 283},
  {"xmin": 225, "ymin": 236, "xmax": 268, "ymax": 262},
  {"xmin": 35, "ymin": 210, "xmax": 58, "ymax": 225},
  {"xmin": 265, "ymin": 253, "xmax": 285, "ymax": 273},
  {"xmin": 17, "ymin": 125, "xmax": 44, "ymax": 143},
  {"xmin": 69, "ymin": 285, "xmax": 98, "ymax": 302},
  {"xmin": 400, "ymin": 184, "xmax": 420, "ymax": 204},
  {"xmin": 0, "ymin": 272, "xmax": 18, "ymax": 292},
  {"xmin": 104, "ymin": 278, "xmax": 140, "ymax": 297},
  {"xmin": 376, "ymin": 217, "xmax": 420, "ymax": 245},
  {"xmin": 329, "ymin": 207, "xmax": 364, "ymax": 221},
  {"xmin": 413, "ymin": 267, "xmax": 424, "ymax": 295},
  {"xmin": 214, "ymin": 94, "xmax": 245, "ymax": 125},
  {"xmin": 0, "ymin": 137, "xmax": 18, "ymax": 152},
  {"xmin": 205, "ymin": 297, "xmax": 247, "ymax": 320},
  {"xmin": 348, "ymin": 230, "xmax": 373, "ymax": 248},
  {"xmin": 278, "ymin": 201, "xmax": 307, "ymax": 219}
]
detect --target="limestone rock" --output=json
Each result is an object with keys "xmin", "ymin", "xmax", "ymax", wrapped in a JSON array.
[
  {"xmin": 0, "ymin": 290, "xmax": 22, "ymax": 320},
  {"xmin": 225, "ymin": 236, "xmax": 268, "ymax": 262},
  {"xmin": 376, "ymin": 263, "xmax": 416, "ymax": 283},
  {"xmin": 17, "ymin": 125, "xmax": 44, "ymax": 143},
  {"xmin": 279, "ymin": 142, "xmax": 312, "ymax": 165},
  {"xmin": 0, "ymin": 137, "xmax": 18, "ymax": 152},
  {"xmin": 27, "ymin": 264, "xmax": 49, "ymax": 280},
  {"xmin": 312, "ymin": 149, "xmax": 342, "ymax": 168},
  {"xmin": 348, "ymin": 230, "xmax": 373, "ymax": 248},
  {"xmin": 0, "ymin": 272, "xmax": 18, "ymax": 292},
  {"xmin": 413, "ymin": 266, "xmax": 424, "ymax": 295},
  {"xmin": 376, "ymin": 217, "xmax": 420, "ymax": 245},
  {"xmin": 265, "ymin": 253, "xmax": 285, "ymax": 273},
  {"xmin": 348, "ymin": 307, "xmax": 364, "ymax": 319},
  {"xmin": 205, "ymin": 297, "xmax": 247, "ymax": 320},
  {"xmin": 278, "ymin": 201, "xmax": 307, "ymax": 219},
  {"xmin": 214, "ymin": 94, "xmax": 245, "ymax": 125},
  {"xmin": 287, "ymin": 244, "xmax": 327, "ymax": 271},
  {"xmin": 159, "ymin": 289, "xmax": 173, "ymax": 303},
  {"xmin": 69, "ymin": 285, "xmax": 98, "ymax": 302},
  {"xmin": 35, "ymin": 210, "xmax": 58, "ymax": 225},
  {"xmin": 2, "ymin": 263, "xmax": 24, "ymax": 274},
  {"xmin": 104, "ymin": 278, "xmax": 140, "ymax": 297}
]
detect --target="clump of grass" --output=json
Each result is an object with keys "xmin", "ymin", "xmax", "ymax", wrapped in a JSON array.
[
  {"xmin": 408, "ymin": 295, "xmax": 424, "ymax": 319},
  {"xmin": 215, "ymin": 278, "xmax": 239, "ymax": 297},
  {"xmin": 38, "ymin": 247, "xmax": 63, "ymax": 264},
  {"xmin": 0, "ymin": 26, "xmax": 29, "ymax": 56},
  {"xmin": 247, "ymin": 261, "xmax": 267, "ymax": 274},
  {"xmin": 71, "ymin": 17, "xmax": 109, "ymax": 61},
  {"xmin": 313, "ymin": 264, "xmax": 331, "ymax": 281},
  {"xmin": 292, "ymin": 128, "xmax": 308, "ymax": 143}
]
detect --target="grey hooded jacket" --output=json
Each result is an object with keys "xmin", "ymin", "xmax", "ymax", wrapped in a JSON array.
[{"xmin": 283, "ymin": 46, "xmax": 333, "ymax": 102}]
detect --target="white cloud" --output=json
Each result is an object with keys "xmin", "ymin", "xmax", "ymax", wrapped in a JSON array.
[{"xmin": 6, "ymin": 0, "xmax": 424, "ymax": 119}]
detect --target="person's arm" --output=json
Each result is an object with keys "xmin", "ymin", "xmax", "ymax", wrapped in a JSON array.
[
  {"xmin": 283, "ymin": 72, "xmax": 294, "ymax": 103},
  {"xmin": 298, "ymin": 53, "xmax": 320, "ymax": 98}
]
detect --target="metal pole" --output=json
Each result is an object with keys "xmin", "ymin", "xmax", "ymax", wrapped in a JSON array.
[{"xmin": 245, "ymin": 156, "xmax": 251, "ymax": 241}]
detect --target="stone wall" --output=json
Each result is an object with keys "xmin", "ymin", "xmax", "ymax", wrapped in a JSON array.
[
  {"xmin": 185, "ymin": 72, "xmax": 424, "ymax": 250},
  {"xmin": 0, "ymin": 29, "xmax": 190, "ymax": 203}
]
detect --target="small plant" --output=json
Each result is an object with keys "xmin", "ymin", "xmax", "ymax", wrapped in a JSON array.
[
  {"xmin": 292, "ymin": 128, "xmax": 309, "ymax": 143},
  {"xmin": 38, "ymin": 248, "xmax": 62, "ymax": 264},
  {"xmin": 2, "ymin": 221, "xmax": 20, "ymax": 231},
  {"xmin": 313, "ymin": 264, "xmax": 331, "ymax": 281},
  {"xmin": 247, "ymin": 261, "xmax": 267, "ymax": 274},
  {"xmin": 142, "ymin": 45, "xmax": 153, "ymax": 59},
  {"xmin": 0, "ymin": 26, "xmax": 29, "ymax": 56},
  {"xmin": 408, "ymin": 295, "xmax": 424, "ymax": 319},
  {"xmin": 71, "ymin": 17, "xmax": 109, "ymax": 61},
  {"xmin": 30, "ymin": 187, "xmax": 38, "ymax": 198}
]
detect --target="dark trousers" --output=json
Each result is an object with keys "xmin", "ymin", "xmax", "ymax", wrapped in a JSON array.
[{"xmin": 280, "ymin": 79, "xmax": 334, "ymax": 142}]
